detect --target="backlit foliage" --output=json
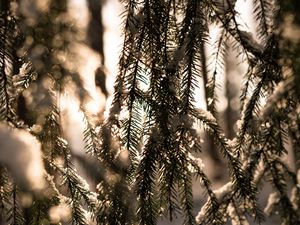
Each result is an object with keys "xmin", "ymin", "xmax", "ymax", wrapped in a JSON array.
[{"xmin": 0, "ymin": 0, "xmax": 300, "ymax": 224}]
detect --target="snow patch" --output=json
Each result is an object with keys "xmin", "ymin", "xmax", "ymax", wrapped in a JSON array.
[
  {"xmin": 260, "ymin": 80, "xmax": 288, "ymax": 120},
  {"xmin": 0, "ymin": 124, "xmax": 45, "ymax": 191},
  {"xmin": 195, "ymin": 200, "xmax": 210, "ymax": 223},
  {"xmin": 264, "ymin": 192, "xmax": 280, "ymax": 215},
  {"xmin": 227, "ymin": 203, "xmax": 249, "ymax": 225},
  {"xmin": 297, "ymin": 169, "xmax": 300, "ymax": 185},
  {"xmin": 196, "ymin": 182, "xmax": 233, "ymax": 224},
  {"xmin": 196, "ymin": 108, "xmax": 216, "ymax": 122},
  {"xmin": 187, "ymin": 153, "xmax": 205, "ymax": 172},
  {"xmin": 214, "ymin": 182, "xmax": 233, "ymax": 201},
  {"xmin": 290, "ymin": 187, "xmax": 300, "ymax": 210}
]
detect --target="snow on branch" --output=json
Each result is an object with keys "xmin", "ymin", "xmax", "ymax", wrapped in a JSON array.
[
  {"xmin": 196, "ymin": 182, "xmax": 233, "ymax": 223},
  {"xmin": 260, "ymin": 77, "xmax": 293, "ymax": 121},
  {"xmin": 0, "ymin": 124, "xmax": 45, "ymax": 191}
]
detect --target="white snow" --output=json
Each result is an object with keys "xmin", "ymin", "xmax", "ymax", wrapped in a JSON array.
[
  {"xmin": 227, "ymin": 138, "xmax": 237, "ymax": 148},
  {"xmin": 0, "ymin": 124, "xmax": 45, "ymax": 191},
  {"xmin": 227, "ymin": 203, "xmax": 249, "ymax": 225},
  {"xmin": 227, "ymin": 204, "xmax": 237, "ymax": 224},
  {"xmin": 207, "ymin": 98, "xmax": 213, "ymax": 106},
  {"xmin": 289, "ymin": 169, "xmax": 300, "ymax": 210},
  {"xmin": 214, "ymin": 182, "xmax": 233, "ymax": 201},
  {"xmin": 84, "ymin": 210, "xmax": 97, "ymax": 225},
  {"xmin": 195, "ymin": 200, "xmax": 210, "ymax": 223},
  {"xmin": 253, "ymin": 160, "xmax": 265, "ymax": 184},
  {"xmin": 45, "ymin": 173, "xmax": 61, "ymax": 197},
  {"xmin": 260, "ymin": 80, "xmax": 288, "ymax": 120},
  {"xmin": 196, "ymin": 182, "xmax": 233, "ymax": 224},
  {"xmin": 236, "ymin": 118, "xmax": 243, "ymax": 130},
  {"xmin": 264, "ymin": 192, "xmax": 280, "ymax": 215},
  {"xmin": 290, "ymin": 187, "xmax": 300, "ymax": 210},
  {"xmin": 188, "ymin": 153, "xmax": 205, "ymax": 172},
  {"xmin": 196, "ymin": 108, "xmax": 216, "ymax": 122}
]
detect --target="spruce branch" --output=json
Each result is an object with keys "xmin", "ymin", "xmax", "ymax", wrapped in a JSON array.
[{"xmin": 136, "ymin": 129, "xmax": 159, "ymax": 225}]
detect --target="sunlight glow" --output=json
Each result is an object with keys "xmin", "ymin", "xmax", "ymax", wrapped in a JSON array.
[
  {"xmin": 49, "ymin": 201, "xmax": 71, "ymax": 223},
  {"xmin": 102, "ymin": 0, "xmax": 123, "ymax": 94},
  {"xmin": 68, "ymin": 0, "xmax": 89, "ymax": 29},
  {"xmin": 61, "ymin": 0, "xmax": 256, "ymax": 149}
]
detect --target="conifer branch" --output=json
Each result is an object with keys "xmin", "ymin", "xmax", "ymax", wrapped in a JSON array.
[
  {"xmin": 136, "ymin": 130, "xmax": 159, "ymax": 225},
  {"xmin": 1, "ymin": 0, "xmax": 300, "ymax": 224}
]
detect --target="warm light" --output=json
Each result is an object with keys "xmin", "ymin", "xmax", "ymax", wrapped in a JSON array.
[
  {"xmin": 0, "ymin": 124, "xmax": 45, "ymax": 191},
  {"xmin": 49, "ymin": 201, "xmax": 71, "ymax": 223}
]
